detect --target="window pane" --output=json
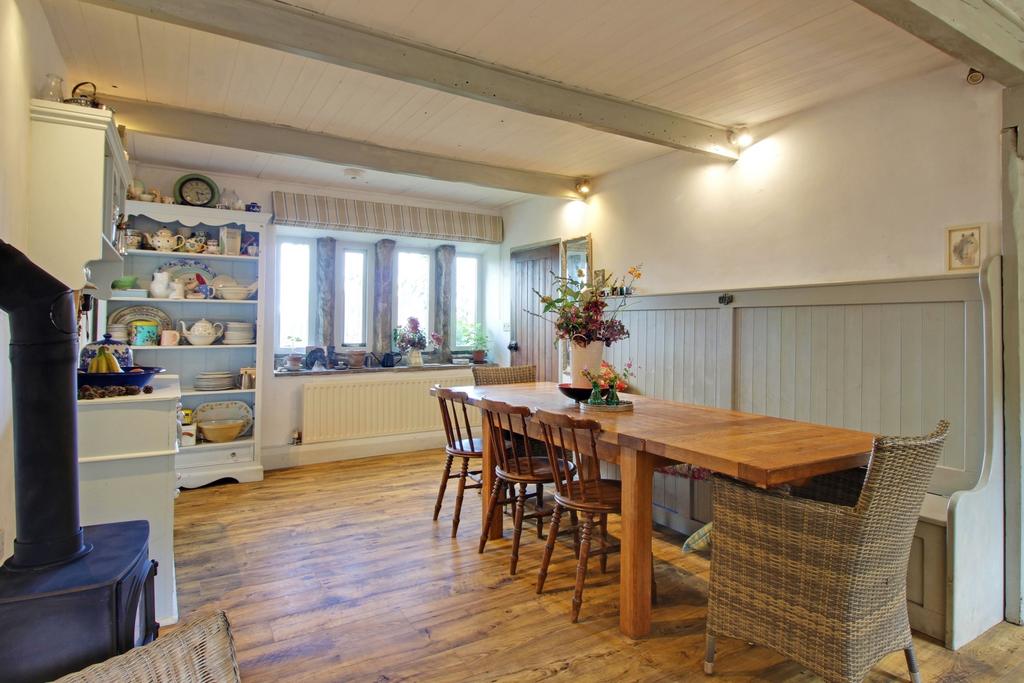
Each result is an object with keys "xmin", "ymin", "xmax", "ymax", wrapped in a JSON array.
[
  {"xmin": 454, "ymin": 256, "xmax": 479, "ymax": 346},
  {"xmin": 395, "ymin": 251, "xmax": 430, "ymax": 337},
  {"xmin": 278, "ymin": 241, "xmax": 311, "ymax": 349},
  {"xmin": 342, "ymin": 250, "xmax": 365, "ymax": 345}
]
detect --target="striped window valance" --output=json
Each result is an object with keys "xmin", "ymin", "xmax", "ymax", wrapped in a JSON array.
[{"xmin": 271, "ymin": 191, "xmax": 503, "ymax": 244}]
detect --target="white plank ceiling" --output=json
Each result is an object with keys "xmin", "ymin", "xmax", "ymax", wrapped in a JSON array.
[
  {"xmin": 42, "ymin": 0, "xmax": 953, "ymax": 204},
  {"xmin": 127, "ymin": 133, "xmax": 528, "ymax": 208}
]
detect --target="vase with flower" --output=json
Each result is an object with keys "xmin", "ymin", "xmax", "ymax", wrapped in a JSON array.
[
  {"xmin": 533, "ymin": 265, "xmax": 641, "ymax": 387},
  {"xmin": 394, "ymin": 317, "xmax": 428, "ymax": 366},
  {"xmin": 583, "ymin": 360, "xmax": 634, "ymax": 405}
]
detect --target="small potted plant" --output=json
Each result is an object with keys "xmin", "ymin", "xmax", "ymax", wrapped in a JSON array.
[
  {"xmin": 394, "ymin": 317, "xmax": 428, "ymax": 366},
  {"xmin": 285, "ymin": 335, "xmax": 304, "ymax": 371},
  {"xmin": 464, "ymin": 323, "xmax": 489, "ymax": 363}
]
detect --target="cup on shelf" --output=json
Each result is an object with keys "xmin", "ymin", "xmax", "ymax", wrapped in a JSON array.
[{"xmin": 160, "ymin": 330, "xmax": 181, "ymax": 346}]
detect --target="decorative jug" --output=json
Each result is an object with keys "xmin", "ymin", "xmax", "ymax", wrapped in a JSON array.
[
  {"xmin": 149, "ymin": 271, "xmax": 172, "ymax": 299},
  {"xmin": 179, "ymin": 318, "xmax": 224, "ymax": 346}
]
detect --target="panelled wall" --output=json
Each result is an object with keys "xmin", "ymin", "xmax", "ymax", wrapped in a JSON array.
[{"xmin": 602, "ymin": 273, "xmax": 985, "ymax": 532}]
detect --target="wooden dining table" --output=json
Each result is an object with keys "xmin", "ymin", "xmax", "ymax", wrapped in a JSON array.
[{"xmin": 435, "ymin": 381, "xmax": 876, "ymax": 639}]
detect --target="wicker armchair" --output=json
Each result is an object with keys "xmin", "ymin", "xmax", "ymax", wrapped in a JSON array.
[
  {"xmin": 472, "ymin": 364, "xmax": 536, "ymax": 386},
  {"xmin": 56, "ymin": 611, "xmax": 240, "ymax": 682},
  {"xmin": 704, "ymin": 421, "xmax": 949, "ymax": 683}
]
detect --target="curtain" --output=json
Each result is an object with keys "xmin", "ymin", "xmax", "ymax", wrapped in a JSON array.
[
  {"xmin": 373, "ymin": 239, "xmax": 396, "ymax": 354},
  {"xmin": 272, "ymin": 191, "xmax": 502, "ymax": 243},
  {"xmin": 433, "ymin": 244, "xmax": 455, "ymax": 363},
  {"xmin": 315, "ymin": 237, "xmax": 336, "ymax": 347}
]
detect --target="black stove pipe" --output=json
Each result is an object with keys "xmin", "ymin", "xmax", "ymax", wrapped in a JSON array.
[{"xmin": 0, "ymin": 239, "xmax": 88, "ymax": 569}]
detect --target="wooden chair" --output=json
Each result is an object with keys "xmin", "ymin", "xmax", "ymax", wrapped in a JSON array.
[
  {"xmin": 704, "ymin": 421, "xmax": 949, "ymax": 683},
  {"xmin": 533, "ymin": 410, "xmax": 655, "ymax": 623},
  {"xmin": 433, "ymin": 386, "xmax": 484, "ymax": 538},
  {"xmin": 472, "ymin": 364, "xmax": 536, "ymax": 386},
  {"xmin": 477, "ymin": 399, "xmax": 558, "ymax": 574}
]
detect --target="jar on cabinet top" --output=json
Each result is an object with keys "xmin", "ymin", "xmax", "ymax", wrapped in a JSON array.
[{"xmin": 79, "ymin": 333, "xmax": 134, "ymax": 371}]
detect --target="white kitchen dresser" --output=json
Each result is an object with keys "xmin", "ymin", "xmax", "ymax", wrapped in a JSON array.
[
  {"xmin": 77, "ymin": 374, "xmax": 181, "ymax": 625},
  {"xmin": 110, "ymin": 201, "xmax": 271, "ymax": 488}
]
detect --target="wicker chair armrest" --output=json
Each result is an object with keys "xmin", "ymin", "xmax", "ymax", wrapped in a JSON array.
[{"xmin": 55, "ymin": 611, "xmax": 241, "ymax": 683}]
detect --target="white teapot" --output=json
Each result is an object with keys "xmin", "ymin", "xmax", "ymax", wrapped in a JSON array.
[
  {"xmin": 178, "ymin": 318, "xmax": 224, "ymax": 346},
  {"xmin": 149, "ymin": 228, "xmax": 184, "ymax": 252}
]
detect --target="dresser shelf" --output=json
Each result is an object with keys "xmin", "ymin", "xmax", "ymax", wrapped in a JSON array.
[{"xmin": 109, "ymin": 297, "xmax": 258, "ymax": 305}]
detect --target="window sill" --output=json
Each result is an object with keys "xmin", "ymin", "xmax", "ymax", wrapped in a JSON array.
[{"xmin": 273, "ymin": 362, "xmax": 493, "ymax": 378}]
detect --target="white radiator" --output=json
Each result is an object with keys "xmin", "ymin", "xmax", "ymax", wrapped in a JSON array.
[{"xmin": 301, "ymin": 370, "xmax": 476, "ymax": 444}]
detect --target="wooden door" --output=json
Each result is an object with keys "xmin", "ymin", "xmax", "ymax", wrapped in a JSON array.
[{"xmin": 509, "ymin": 243, "xmax": 560, "ymax": 381}]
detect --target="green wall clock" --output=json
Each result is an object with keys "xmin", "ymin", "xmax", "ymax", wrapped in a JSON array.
[{"xmin": 173, "ymin": 173, "xmax": 220, "ymax": 207}]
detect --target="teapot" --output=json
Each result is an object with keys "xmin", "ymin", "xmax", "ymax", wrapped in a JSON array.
[
  {"xmin": 148, "ymin": 229, "xmax": 184, "ymax": 252},
  {"xmin": 178, "ymin": 318, "xmax": 224, "ymax": 346},
  {"xmin": 371, "ymin": 351, "xmax": 403, "ymax": 368}
]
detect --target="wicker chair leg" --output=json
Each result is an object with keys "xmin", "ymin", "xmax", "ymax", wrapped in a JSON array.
[
  {"xmin": 478, "ymin": 478, "xmax": 503, "ymax": 553},
  {"xmin": 537, "ymin": 504, "xmax": 563, "ymax": 594},
  {"xmin": 904, "ymin": 645, "xmax": 922, "ymax": 683},
  {"xmin": 433, "ymin": 454, "xmax": 454, "ymax": 520},
  {"xmin": 451, "ymin": 457, "xmax": 470, "ymax": 538},
  {"xmin": 510, "ymin": 483, "xmax": 527, "ymax": 575},
  {"xmin": 571, "ymin": 513, "xmax": 594, "ymax": 623},
  {"xmin": 704, "ymin": 634, "xmax": 716, "ymax": 675}
]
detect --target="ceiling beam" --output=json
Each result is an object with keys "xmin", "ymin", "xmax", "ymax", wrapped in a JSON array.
[
  {"xmin": 81, "ymin": 0, "xmax": 739, "ymax": 160},
  {"xmin": 104, "ymin": 96, "xmax": 580, "ymax": 198},
  {"xmin": 852, "ymin": 0, "xmax": 1024, "ymax": 86}
]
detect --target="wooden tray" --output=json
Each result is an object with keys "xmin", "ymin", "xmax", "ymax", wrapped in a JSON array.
[{"xmin": 579, "ymin": 400, "xmax": 634, "ymax": 413}]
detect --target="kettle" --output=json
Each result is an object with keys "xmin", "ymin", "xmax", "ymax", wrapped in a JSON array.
[{"xmin": 371, "ymin": 351, "xmax": 403, "ymax": 368}]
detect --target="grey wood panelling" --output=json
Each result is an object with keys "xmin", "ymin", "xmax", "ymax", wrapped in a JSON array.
[{"xmin": 734, "ymin": 302, "xmax": 981, "ymax": 495}]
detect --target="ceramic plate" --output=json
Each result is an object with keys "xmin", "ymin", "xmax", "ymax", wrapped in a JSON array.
[
  {"xmin": 155, "ymin": 258, "xmax": 218, "ymax": 287},
  {"xmin": 194, "ymin": 400, "xmax": 253, "ymax": 436},
  {"xmin": 108, "ymin": 305, "xmax": 173, "ymax": 332}
]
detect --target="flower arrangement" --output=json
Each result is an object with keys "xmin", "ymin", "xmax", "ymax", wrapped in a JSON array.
[
  {"xmin": 581, "ymin": 360, "xmax": 633, "ymax": 391},
  {"xmin": 534, "ymin": 265, "xmax": 642, "ymax": 347},
  {"xmin": 582, "ymin": 360, "xmax": 634, "ymax": 405},
  {"xmin": 394, "ymin": 317, "xmax": 427, "ymax": 351}
]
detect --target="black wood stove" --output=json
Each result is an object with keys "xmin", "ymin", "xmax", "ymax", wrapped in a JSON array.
[{"xmin": 0, "ymin": 240, "xmax": 159, "ymax": 682}]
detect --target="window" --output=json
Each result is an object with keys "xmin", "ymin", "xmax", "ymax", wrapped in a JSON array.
[
  {"xmin": 341, "ymin": 249, "xmax": 366, "ymax": 345},
  {"xmin": 453, "ymin": 255, "xmax": 482, "ymax": 348},
  {"xmin": 276, "ymin": 239, "xmax": 315, "ymax": 352},
  {"xmin": 395, "ymin": 250, "xmax": 431, "ymax": 336}
]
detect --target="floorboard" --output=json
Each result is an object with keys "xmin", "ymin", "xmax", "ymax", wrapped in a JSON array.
[{"xmin": 172, "ymin": 450, "xmax": 1024, "ymax": 682}]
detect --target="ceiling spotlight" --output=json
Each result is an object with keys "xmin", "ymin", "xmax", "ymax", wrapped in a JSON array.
[
  {"xmin": 729, "ymin": 128, "xmax": 753, "ymax": 148},
  {"xmin": 967, "ymin": 68, "xmax": 985, "ymax": 85},
  {"xmin": 575, "ymin": 178, "xmax": 592, "ymax": 195},
  {"xmin": 343, "ymin": 167, "xmax": 366, "ymax": 181}
]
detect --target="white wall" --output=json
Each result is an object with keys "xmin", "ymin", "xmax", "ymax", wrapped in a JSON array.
[
  {"xmin": 500, "ymin": 64, "xmax": 1002, "ymax": 343},
  {"xmin": 0, "ymin": 0, "xmax": 66, "ymax": 558}
]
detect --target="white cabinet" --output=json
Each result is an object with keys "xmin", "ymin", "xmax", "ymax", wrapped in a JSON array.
[
  {"xmin": 28, "ymin": 99, "xmax": 129, "ymax": 291},
  {"xmin": 116, "ymin": 202, "xmax": 271, "ymax": 488},
  {"xmin": 77, "ymin": 375, "xmax": 181, "ymax": 624}
]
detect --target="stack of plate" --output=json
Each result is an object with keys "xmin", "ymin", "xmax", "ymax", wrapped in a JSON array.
[
  {"xmin": 194, "ymin": 371, "xmax": 237, "ymax": 391},
  {"xmin": 224, "ymin": 322, "xmax": 255, "ymax": 345}
]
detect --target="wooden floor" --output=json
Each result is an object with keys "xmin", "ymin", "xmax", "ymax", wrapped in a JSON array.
[{"xmin": 173, "ymin": 450, "xmax": 1024, "ymax": 682}]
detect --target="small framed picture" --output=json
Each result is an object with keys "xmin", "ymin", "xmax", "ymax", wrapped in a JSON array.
[
  {"xmin": 946, "ymin": 225, "xmax": 982, "ymax": 271},
  {"xmin": 593, "ymin": 269, "xmax": 606, "ymax": 288}
]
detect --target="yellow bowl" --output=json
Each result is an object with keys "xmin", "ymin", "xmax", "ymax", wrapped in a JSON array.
[{"xmin": 197, "ymin": 419, "xmax": 244, "ymax": 443}]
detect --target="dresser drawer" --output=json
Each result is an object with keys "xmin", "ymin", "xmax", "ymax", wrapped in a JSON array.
[{"xmin": 176, "ymin": 442, "xmax": 254, "ymax": 470}]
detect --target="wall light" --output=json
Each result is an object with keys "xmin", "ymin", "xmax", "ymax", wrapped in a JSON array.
[
  {"xmin": 966, "ymin": 68, "xmax": 985, "ymax": 85},
  {"xmin": 575, "ymin": 178, "xmax": 592, "ymax": 195},
  {"xmin": 728, "ymin": 128, "xmax": 754, "ymax": 148}
]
